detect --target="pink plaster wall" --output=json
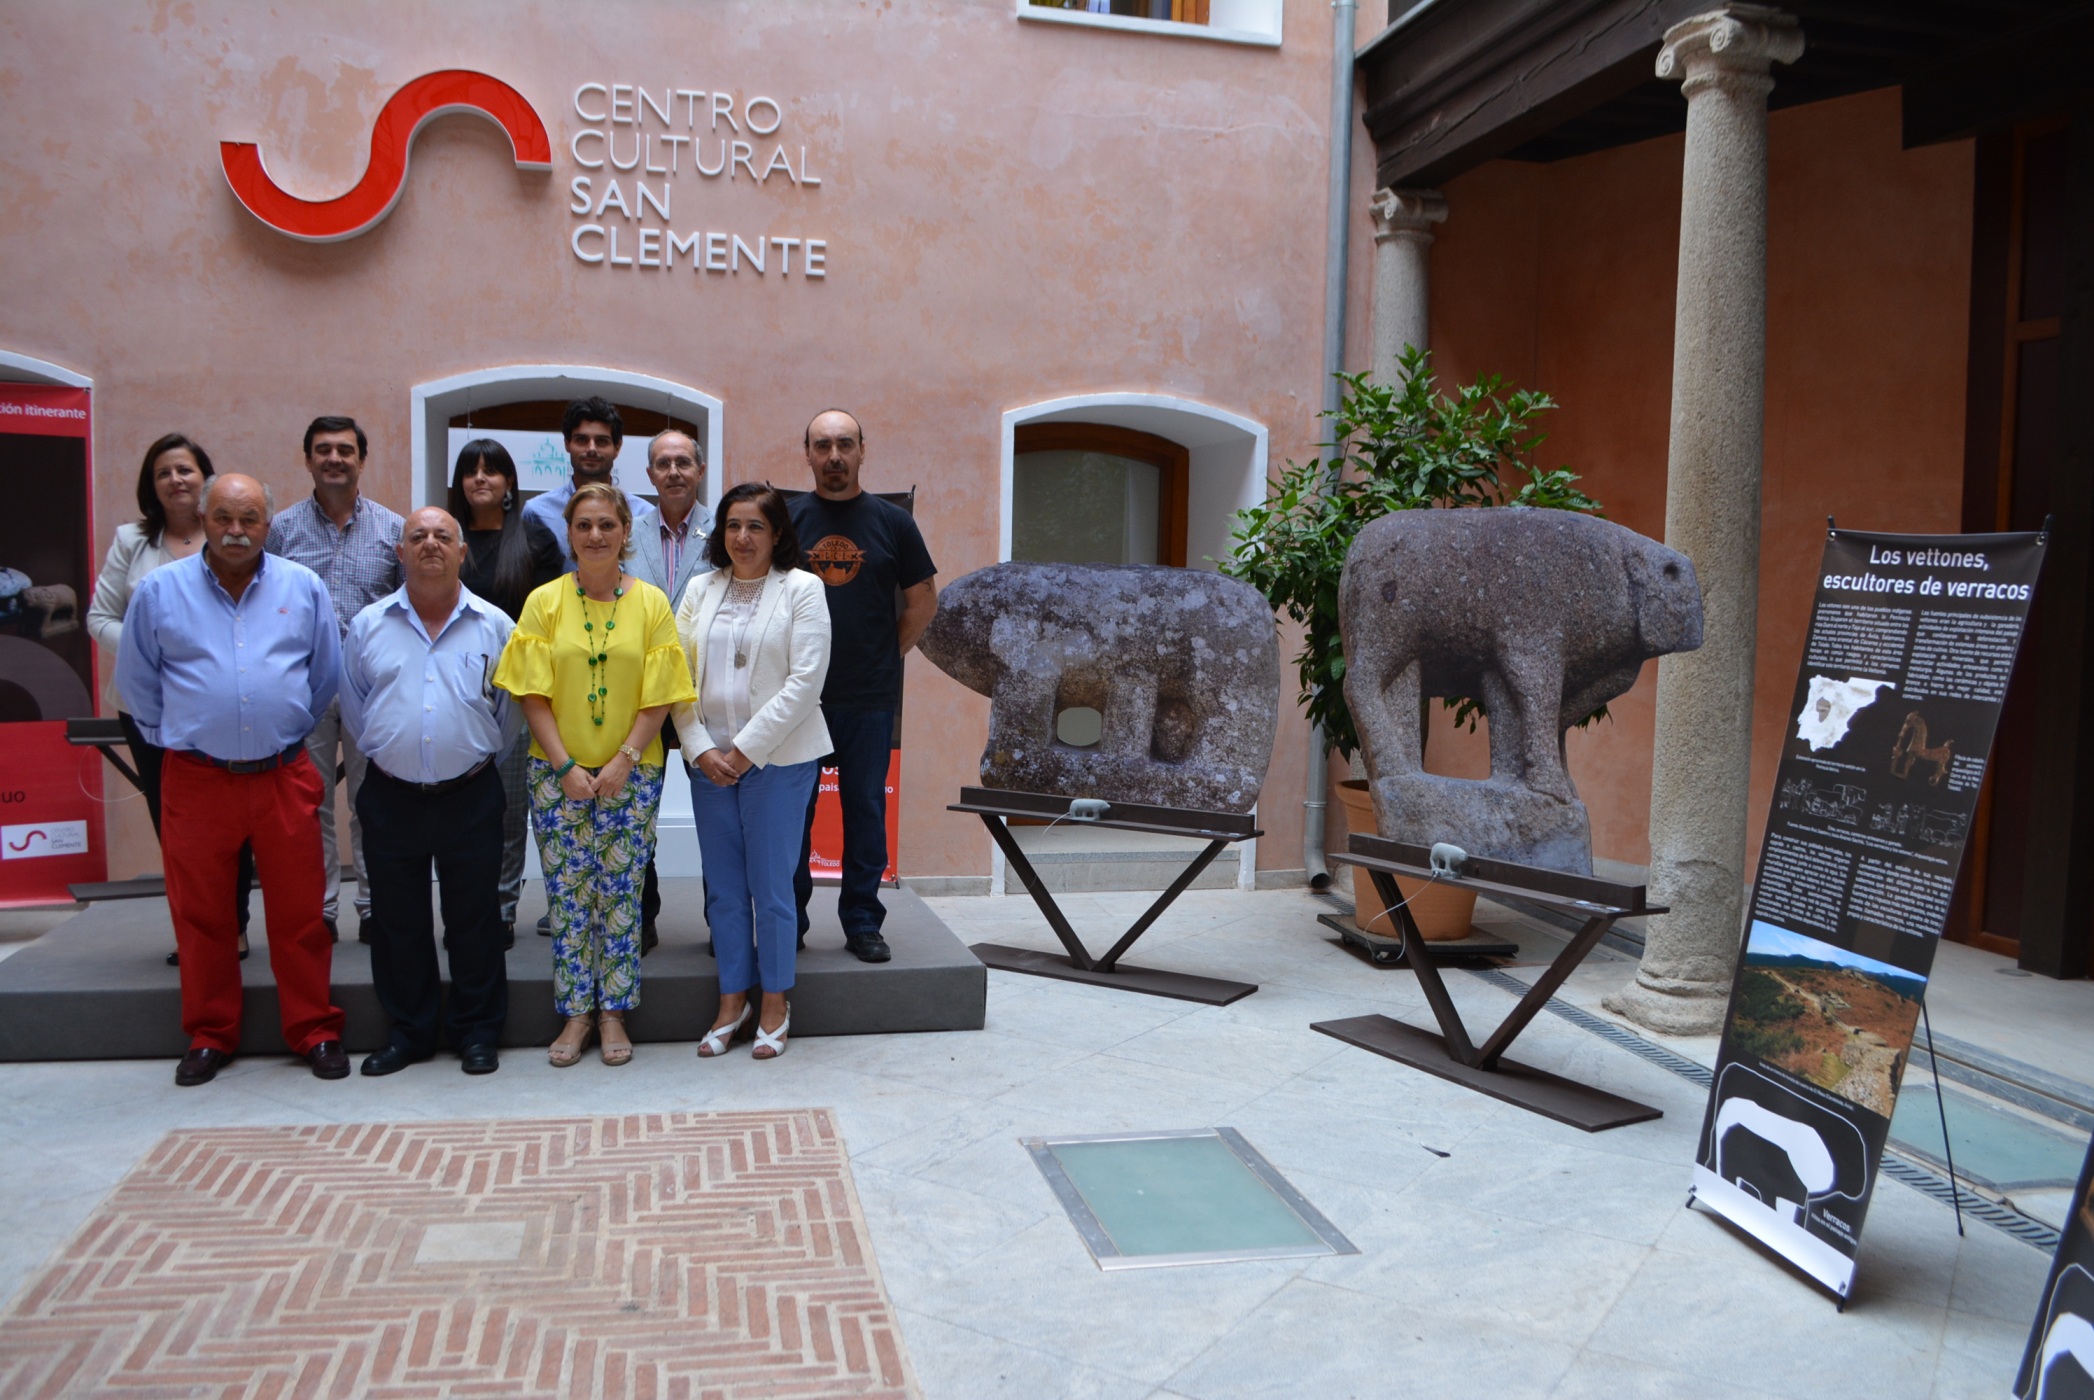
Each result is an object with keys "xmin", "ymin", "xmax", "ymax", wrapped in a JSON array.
[
  {"xmin": 1429, "ymin": 88, "xmax": 1974, "ymax": 870},
  {"xmin": 0, "ymin": 1, "xmax": 1357, "ymax": 885}
]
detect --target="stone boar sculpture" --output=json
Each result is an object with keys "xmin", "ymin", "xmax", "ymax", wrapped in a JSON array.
[
  {"xmin": 919, "ymin": 562, "xmax": 1280, "ymax": 814},
  {"xmin": 1339, "ymin": 509, "xmax": 1703, "ymax": 872}
]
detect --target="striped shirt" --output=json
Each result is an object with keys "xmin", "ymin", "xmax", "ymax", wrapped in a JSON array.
[{"xmin": 266, "ymin": 493, "xmax": 404, "ymax": 635}]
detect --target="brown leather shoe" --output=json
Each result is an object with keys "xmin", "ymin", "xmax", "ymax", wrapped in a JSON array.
[
  {"xmin": 306, "ymin": 1040, "xmax": 350, "ymax": 1079},
  {"xmin": 175, "ymin": 1046, "xmax": 232, "ymax": 1087}
]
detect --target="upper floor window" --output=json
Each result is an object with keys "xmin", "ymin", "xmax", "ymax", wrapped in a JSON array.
[{"xmin": 1017, "ymin": 0, "xmax": 1282, "ymax": 48}]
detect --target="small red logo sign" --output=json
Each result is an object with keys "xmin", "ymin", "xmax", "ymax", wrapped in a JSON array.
[
  {"xmin": 805, "ymin": 536, "xmax": 865, "ymax": 587},
  {"xmin": 221, "ymin": 70, "xmax": 551, "ymax": 243}
]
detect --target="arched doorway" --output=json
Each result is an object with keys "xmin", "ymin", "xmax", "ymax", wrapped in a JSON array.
[{"xmin": 410, "ymin": 366, "xmax": 726, "ymax": 877}]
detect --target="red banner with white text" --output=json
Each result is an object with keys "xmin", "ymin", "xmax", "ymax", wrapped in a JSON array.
[{"xmin": 0, "ymin": 384, "xmax": 105, "ymax": 904}]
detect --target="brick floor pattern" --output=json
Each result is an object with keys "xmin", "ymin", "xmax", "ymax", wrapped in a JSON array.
[{"xmin": 0, "ymin": 1111, "xmax": 917, "ymax": 1399}]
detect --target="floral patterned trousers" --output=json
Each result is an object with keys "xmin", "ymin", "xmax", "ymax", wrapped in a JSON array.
[{"xmin": 527, "ymin": 758, "xmax": 664, "ymax": 1016}]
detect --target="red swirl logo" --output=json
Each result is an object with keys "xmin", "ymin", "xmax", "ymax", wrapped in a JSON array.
[{"xmin": 220, "ymin": 70, "xmax": 552, "ymax": 243}]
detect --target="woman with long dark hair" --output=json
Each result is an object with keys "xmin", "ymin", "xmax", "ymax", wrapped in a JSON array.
[
  {"xmin": 447, "ymin": 439, "xmax": 563, "ymax": 943},
  {"xmin": 86, "ymin": 433, "xmax": 252, "ymax": 963}
]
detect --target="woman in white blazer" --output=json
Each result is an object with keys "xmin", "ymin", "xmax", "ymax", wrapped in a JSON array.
[
  {"xmin": 86, "ymin": 433, "xmax": 253, "ymax": 964},
  {"xmin": 671, "ymin": 482, "xmax": 832, "ymax": 1060}
]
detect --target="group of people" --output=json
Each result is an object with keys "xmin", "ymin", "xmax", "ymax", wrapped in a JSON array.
[{"xmin": 99, "ymin": 400, "xmax": 936, "ymax": 1083}]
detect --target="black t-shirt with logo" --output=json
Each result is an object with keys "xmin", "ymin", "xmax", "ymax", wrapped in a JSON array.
[{"xmin": 789, "ymin": 490, "xmax": 937, "ymax": 711}]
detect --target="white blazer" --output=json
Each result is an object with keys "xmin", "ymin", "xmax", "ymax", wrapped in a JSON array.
[
  {"xmin": 86, "ymin": 521, "xmax": 182, "ymax": 713},
  {"xmin": 670, "ymin": 566, "xmax": 832, "ymax": 769}
]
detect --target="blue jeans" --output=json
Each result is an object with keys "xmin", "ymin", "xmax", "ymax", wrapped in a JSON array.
[
  {"xmin": 694, "ymin": 757, "xmax": 820, "ymax": 995},
  {"xmin": 794, "ymin": 708, "xmax": 892, "ymax": 941}
]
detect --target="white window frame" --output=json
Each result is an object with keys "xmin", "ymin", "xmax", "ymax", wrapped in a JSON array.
[{"xmin": 1014, "ymin": 1, "xmax": 1283, "ymax": 49}]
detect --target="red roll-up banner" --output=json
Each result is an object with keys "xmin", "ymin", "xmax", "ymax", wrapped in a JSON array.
[{"xmin": 0, "ymin": 384, "xmax": 106, "ymax": 904}]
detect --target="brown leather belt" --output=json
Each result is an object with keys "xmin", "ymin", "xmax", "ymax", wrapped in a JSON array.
[{"xmin": 181, "ymin": 744, "xmax": 304, "ymax": 775}]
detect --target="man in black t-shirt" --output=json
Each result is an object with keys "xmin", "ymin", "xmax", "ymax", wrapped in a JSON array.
[{"xmin": 788, "ymin": 409, "xmax": 938, "ymax": 961}]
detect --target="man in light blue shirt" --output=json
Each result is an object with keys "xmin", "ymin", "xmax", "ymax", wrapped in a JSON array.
[
  {"xmin": 117, "ymin": 474, "xmax": 348, "ymax": 1087},
  {"xmin": 341, "ymin": 506, "xmax": 519, "ymax": 1077},
  {"xmin": 520, "ymin": 397, "xmax": 657, "ymax": 570}
]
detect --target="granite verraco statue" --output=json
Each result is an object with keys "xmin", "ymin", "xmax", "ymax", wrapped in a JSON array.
[
  {"xmin": 1338, "ymin": 509, "xmax": 1704, "ymax": 872},
  {"xmin": 920, "ymin": 562, "xmax": 1279, "ymax": 814}
]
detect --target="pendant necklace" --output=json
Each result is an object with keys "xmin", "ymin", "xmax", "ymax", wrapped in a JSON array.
[
  {"xmin": 728, "ymin": 575, "xmax": 764, "ymax": 669},
  {"xmin": 577, "ymin": 577, "xmax": 625, "ymax": 726}
]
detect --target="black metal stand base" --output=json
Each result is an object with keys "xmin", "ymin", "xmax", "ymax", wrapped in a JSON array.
[
  {"xmin": 1311, "ymin": 1014, "xmax": 1662, "ymax": 1132},
  {"xmin": 1316, "ymin": 913, "xmax": 1519, "ymax": 964},
  {"xmin": 970, "ymin": 942, "xmax": 1258, "ymax": 1005}
]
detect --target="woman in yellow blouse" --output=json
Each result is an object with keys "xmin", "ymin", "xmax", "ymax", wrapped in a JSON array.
[{"xmin": 494, "ymin": 483, "xmax": 695, "ymax": 1067}]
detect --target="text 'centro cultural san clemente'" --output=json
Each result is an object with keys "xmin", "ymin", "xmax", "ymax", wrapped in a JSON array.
[{"xmin": 566, "ymin": 83, "xmax": 827, "ymax": 280}]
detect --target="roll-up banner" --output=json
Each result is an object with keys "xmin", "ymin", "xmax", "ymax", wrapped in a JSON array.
[
  {"xmin": 1690, "ymin": 526, "xmax": 2047, "ymax": 1301},
  {"xmin": 2017, "ymin": 1134, "xmax": 2094, "ymax": 1397},
  {"xmin": 0, "ymin": 384, "xmax": 105, "ymax": 905}
]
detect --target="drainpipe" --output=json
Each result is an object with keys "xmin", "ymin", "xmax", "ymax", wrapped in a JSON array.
[{"xmin": 1304, "ymin": 0, "xmax": 1356, "ymax": 890}]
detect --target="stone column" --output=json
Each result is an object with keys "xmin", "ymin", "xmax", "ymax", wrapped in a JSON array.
[
  {"xmin": 1606, "ymin": 5, "xmax": 1802, "ymax": 1035},
  {"xmin": 1369, "ymin": 187, "xmax": 1447, "ymax": 384}
]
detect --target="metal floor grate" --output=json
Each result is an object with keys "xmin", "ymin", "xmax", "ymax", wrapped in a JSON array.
[{"xmin": 1463, "ymin": 967, "xmax": 2063, "ymax": 1253}]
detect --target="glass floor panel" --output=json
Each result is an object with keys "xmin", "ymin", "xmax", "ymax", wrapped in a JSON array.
[
  {"xmin": 1025, "ymin": 1128, "xmax": 1358, "ymax": 1270},
  {"xmin": 1889, "ymin": 1082, "xmax": 2090, "ymax": 1191}
]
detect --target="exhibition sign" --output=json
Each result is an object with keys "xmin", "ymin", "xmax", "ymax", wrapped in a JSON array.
[
  {"xmin": 2016, "ymin": 1133, "xmax": 2094, "ymax": 1397},
  {"xmin": 0, "ymin": 384, "xmax": 105, "ymax": 905},
  {"xmin": 1690, "ymin": 527, "xmax": 2046, "ymax": 1300}
]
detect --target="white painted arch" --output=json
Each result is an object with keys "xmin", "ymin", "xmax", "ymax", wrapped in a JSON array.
[
  {"xmin": 0, "ymin": 350, "xmax": 93, "ymax": 387},
  {"xmin": 1000, "ymin": 392, "xmax": 1267, "ymax": 573},
  {"xmin": 408, "ymin": 363, "xmax": 725, "ymax": 515},
  {"xmin": 411, "ymin": 364, "xmax": 725, "ymax": 876}
]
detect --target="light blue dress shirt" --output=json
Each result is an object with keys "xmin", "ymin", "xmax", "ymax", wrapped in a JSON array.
[
  {"xmin": 339, "ymin": 586, "xmax": 520, "ymax": 784},
  {"xmin": 116, "ymin": 552, "xmax": 341, "ymax": 761},
  {"xmin": 521, "ymin": 479, "xmax": 658, "ymax": 569}
]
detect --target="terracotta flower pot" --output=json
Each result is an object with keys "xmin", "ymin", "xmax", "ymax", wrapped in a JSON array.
[{"xmin": 1333, "ymin": 778, "xmax": 1479, "ymax": 941}]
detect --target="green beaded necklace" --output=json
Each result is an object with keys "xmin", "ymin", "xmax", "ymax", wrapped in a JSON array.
[{"xmin": 576, "ymin": 578, "xmax": 625, "ymax": 727}]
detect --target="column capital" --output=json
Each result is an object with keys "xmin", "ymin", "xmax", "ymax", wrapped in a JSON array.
[
  {"xmin": 1370, "ymin": 187, "xmax": 1447, "ymax": 243},
  {"xmin": 1657, "ymin": 6, "xmax": 1803, "ymax": 97}
]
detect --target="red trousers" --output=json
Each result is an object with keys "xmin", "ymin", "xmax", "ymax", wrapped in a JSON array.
[{"xmin": 162, "ymin": 750, "xmax": 343, "ymax": 1054}]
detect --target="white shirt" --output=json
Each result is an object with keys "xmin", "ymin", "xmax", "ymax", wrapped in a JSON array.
[
  {"xmin": 340, "ymin": 585, "xmax": 519, "ymax": 783},
  {"xmin": 700, "ymin": 575, "xmax": 766, "ymax": 752}
]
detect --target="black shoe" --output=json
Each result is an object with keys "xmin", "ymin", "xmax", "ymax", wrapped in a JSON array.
[
  {"xmin": 537, "ymin": 913, "xmax": 552, "ymax": 937},
  {"xmin": 795, "ymin": 935, "xmax": 806, "ymax": 951},
  {"xmin": 175, "ymin": 1046, "xmax": 232, "ymax": 1086},
  {"xmin": 460, "ymin": 1044, "xmax": 500, "ymax": 1075},
  {"xmin": 357, "ymin": 914, "xmax": 374, "ymax": 946},
  {"xmin": 846, "ymin": 935, "xmax": 892, "ymax": 964},
  {"xmin": 324, "ymin": 917, "xmax": 339, "ymax": 942},
  {"xmin": 167, "ymin": 936, "xmax": 250, "ymax": 967},
  {"xmin": 705, "ymin": 939, "xmax": 715, "ymax": 958},
  {"xmin": 359, "ymin": 1044, "xmax": 428, "ymax": 1077},
  {"xmin": 306, "ymin": 1040, "xmax": 351, "ymax": 1079},
  {"xmin": 641, "ymin": 921, "xmax": 659, "ymax": 956},
  {"xmin": 503, "ymin": 924, "xmax": 516, "ymax": 951}
]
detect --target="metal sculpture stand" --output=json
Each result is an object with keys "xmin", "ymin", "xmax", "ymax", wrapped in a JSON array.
[
  {"xmin": 64, "ymin": 717, "xmax": 166, "ymax": 902},
  {"xmin": 1312, "ymin": 833, "xmax": 1666, "ymax": 1132},
  {"xmin": 951, "ymin": 787, "xmax": 1261, "ymax": 1005}
]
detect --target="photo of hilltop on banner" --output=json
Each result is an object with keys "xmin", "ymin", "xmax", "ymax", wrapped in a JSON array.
[
  {"xmin": 1795, "ymin": 676, "xmax": 1892, "ymax": 752},
  {"xmin": 1733, "ymin": 922, "xmax": 1926, "ymax": 1119}
]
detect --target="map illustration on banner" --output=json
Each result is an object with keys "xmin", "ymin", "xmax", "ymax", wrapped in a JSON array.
[{"xmin": 1691, "ymin": 527, "xmax": 2046, "ymax": 1301}]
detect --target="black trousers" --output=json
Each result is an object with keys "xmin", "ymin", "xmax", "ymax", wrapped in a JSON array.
[
  {"xmin": 354, "ymin": 761, "xmax": 508, "ymax": 1052},
  {"xmin": 118, "ymin": 709, "xmax": 253, "ymax": 934},
  {"xmin": 794, "ymin": 707, "xmax": 892, "ymax": 940}
]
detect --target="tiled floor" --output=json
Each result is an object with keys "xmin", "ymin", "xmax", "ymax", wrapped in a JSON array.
[{"xmin": 0, "ymin": 886, "xmax": 2085, "ymax": 1399}]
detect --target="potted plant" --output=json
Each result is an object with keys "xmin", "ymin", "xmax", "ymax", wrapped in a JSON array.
[{"xmin": 1223, "ymin": 347, "xmax": 1602, "ymax": 938}]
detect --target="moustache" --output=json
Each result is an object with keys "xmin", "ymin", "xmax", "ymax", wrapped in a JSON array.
[{"xmin": 218, "ymin": 533, "xmax": 254, "ymax": 548}]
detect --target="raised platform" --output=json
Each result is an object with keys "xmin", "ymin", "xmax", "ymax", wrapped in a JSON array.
[{"xmin": 0, "ymin": 881, "xmax": 984, "ymax": 1059}]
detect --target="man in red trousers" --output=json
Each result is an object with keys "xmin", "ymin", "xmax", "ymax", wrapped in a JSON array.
[{"xmin": 116, "ymin": 473, "xmax": 349, "ymax": 1085}]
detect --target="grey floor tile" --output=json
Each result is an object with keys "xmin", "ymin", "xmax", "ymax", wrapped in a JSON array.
[
  {"xmin": 895, "ymin": 1308, "xmax": 1154, "ymax": 1400},
  {"xmin": 1549, "ymin": 1349, "xmax": 1788, "ymax": 1399}
]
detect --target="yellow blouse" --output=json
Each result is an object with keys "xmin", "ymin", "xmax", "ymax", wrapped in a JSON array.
[{"xmin": 493, "ymin": 574, "xmax": 695, "ymax": 768}]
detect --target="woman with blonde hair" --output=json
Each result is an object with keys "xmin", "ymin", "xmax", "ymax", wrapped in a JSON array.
[{"xmin": 494, "ymin": 482, "xmax": 694, "ymax": 1066}]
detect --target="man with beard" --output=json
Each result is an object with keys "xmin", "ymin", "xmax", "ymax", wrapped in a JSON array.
[
  {"xmin": 788, "ymin": 410, "xmax": 937, "ymax": 962},
  {"xmin": 341, "ymin": 508, "xmax": 517, "ymax": 1077},
  {"xmin": 118, "ymin": 474, "xmax": 348, "ymax": 1086},
  {"xmin": 265, "ymin": 416, "xmax": 402, "ymax": 941}
]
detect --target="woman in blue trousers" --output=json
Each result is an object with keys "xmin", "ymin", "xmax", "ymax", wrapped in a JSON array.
[{"xmin": 673, "ymin": 482, "xmax": 832, "ymax": 1060}]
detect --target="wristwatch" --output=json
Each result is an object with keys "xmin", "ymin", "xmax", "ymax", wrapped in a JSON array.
[{"xmin": 618, "ymin": 744, "xmax": 642, "ymax": 765}]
